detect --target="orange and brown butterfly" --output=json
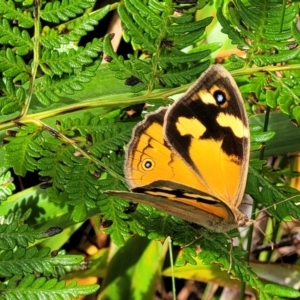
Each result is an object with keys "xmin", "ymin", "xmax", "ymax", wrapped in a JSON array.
[{"xmin": 108, "ymin": 64, "xmax": 250, "ymax": 232}]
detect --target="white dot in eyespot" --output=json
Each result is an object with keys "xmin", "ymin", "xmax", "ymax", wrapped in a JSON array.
[
  {"xmin": 214, "ymin": 90, "xmax": 226, "ymax": 104},
  {"xmin": 145, "ymin": 161, "xmax": 152, "ymax": 168},
  {"xmin": 143, "ymin": 159, "xmax": 154, "ymax": 170}
]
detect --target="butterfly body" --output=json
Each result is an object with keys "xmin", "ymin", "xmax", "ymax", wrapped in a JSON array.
[{"xmin": 109, "ymin": 65, "xmax": 250, "ymax": 232}]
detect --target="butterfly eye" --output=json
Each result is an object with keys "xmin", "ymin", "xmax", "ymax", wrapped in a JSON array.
[
  {"xmin": 142, "ymin": 159, "xmax": 154, "ymax": 171},
  {"xmin": 213, "ymin": 90, "xmax": 227, "ymax": 105}
]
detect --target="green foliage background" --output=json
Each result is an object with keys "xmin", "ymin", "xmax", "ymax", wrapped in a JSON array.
[{"xmin": 1, "ymin": 0, "xmax": 300, "ymax": 299}]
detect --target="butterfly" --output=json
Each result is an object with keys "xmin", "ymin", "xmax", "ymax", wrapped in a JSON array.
[{"xmin": 108, "ymin": 64, "xmax": 250, "ymax": 232}]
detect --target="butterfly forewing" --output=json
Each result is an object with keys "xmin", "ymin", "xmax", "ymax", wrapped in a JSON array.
[{"xmin": 164, "ymin": 65, "xmax": 249, "ymax": 209}]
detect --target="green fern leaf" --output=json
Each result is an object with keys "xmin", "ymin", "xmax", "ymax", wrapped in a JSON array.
[
  {"xmin": 58, "ymin": 116, "xmax": 135, "ymax": 157},
  {"xmin": 40, "ymin": 26, "xmax": 68, "ymax": 49},
  {"xmin": 264, "ymin": 284, "xmax": 300, "ymax": 299},
  {"xmin": 218, "ymin": 0, "xmax": 299, "ymax": 66},
  {"xmin": 4, "ymin": 124, "xmax": 41, "ymax": 176},
  {"xmin": 159, "ymin": 61, "xmax": 210, "ymax": 86},
  {"xmin": 217, "ymin": 8, "xmax": 249, "ymax": 50},
  {"xmin": 100, "ymin": 194, "xmax": 133, "ymax": 246},
  {"xmin": 41, "ymin": 38, "xmax": 101, "ymax": 76},
  {"xmin": 0, "ymin": 78, "xmax": 26, "ymax": 114},
  {"xmin": 0, "ymin": 0, "xmax": 34, "ymax": 28},
  {"xmin": 252, "ymin": 48, "xmax": 300, "ymax": 66},
  {"xmin": 247, "ymin": 160, "xmax": 300, "ymax": 221},
  {"xmin": 0, "ymin": 19, "xmax": 33, "ymax": 55},
  {"xmin": 118, "ymin": 4, "xmax": 157, "ymax": 52},
  {"xmin": 103, "ymin": 33, "xmax": 140, "ymax": 78},
  {"xmin": 0, "ymin": 210, "xmax": 62, "ymax": 251},
  {"xmin": 238, "ymin": 68, "xmax": 300, "ymax": 122},
  {"xmin": 0, "ymin": 247, "xmax": 50, "ymax": 277},
  {"xmin": 105, "ymin": 0, "xmax": 213, "ymax": 91},
  {"xmin": 175, "ymin": 245, "xmax": 198, "ymax": 266},
  {"xmin": 37, "ymin": 139, "xmax": 71, "ymax": 191},
  {"xmin": 41, "ymin": 0, "xmax": 95, "ymax": 24},
  {"xmin": 2, "ymin": 274, "xmax": 99, "ymax": 299},
  {"xmin": 89, "ymin": 122, "xmax": 135, "ymax": 157},
  {"xmin": 159, "ymin": 50, "xmax": 211, "ymax": 68},
  {"xmin": 35, "ymin": 61, "xmax": 100, "ymax": 105},
  {"xmin": 0, "ymin": 168, "xmax": 15, "ymax": 201},
  {"xmin": 66, "ymin": 7, "xmax": 111, "ymax": 41},
  {"xmin": 126, "ymin": 207, "xmax": 147, "ymax": 237},
  {"xmin": 36, "ymin": 118, "xmax": 131, "ymax": 222},
  {"xmin": 0, "ymin": 49, "xmax": 30, "ymax": 83}
]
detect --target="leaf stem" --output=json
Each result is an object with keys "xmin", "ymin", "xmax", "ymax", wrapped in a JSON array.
[{"xmin": 21, "ymin": 0, "xmax": 41, "ymax": 118}]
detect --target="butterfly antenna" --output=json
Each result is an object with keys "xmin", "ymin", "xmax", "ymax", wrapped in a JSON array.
[
  {"xmin": 252, "ymin": 217, "xmax": 275, "ymax": 250},
  {"xmin": 243, "ymin": 194, "xmax": 300, "ymax": 245},
  {"xmin": 252, "ymin": 194, "xmax": 300, "ymax": 216},
  {"xmin": 243, "ymin": 208, "xmax": 283, "ymax": 263}
]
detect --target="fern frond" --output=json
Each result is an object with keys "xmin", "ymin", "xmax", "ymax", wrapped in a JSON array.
[
  {"xmin": 0, "ymin": 1, "xmax": 106, "ymax": 114},
  {"xmin": 58, "ymin": 116, "xmax": 135, "ymax": 156},
  {"xmin": 40, "ymin": 39, "xmax": 102, "ymax": 76},
  {"xmin": 89, "ymin": 122, "xmax": 135, "ymax": 157},
  {"xmin": 13, "ymin": 116, "xmax": 131, "ymax": 221},
  {"xmin": 0, "ymin": 78, "xmax": 26, "ymax": 114},
  {"xmin": 237, "ymin": 68, "xmax": 300, "ymax": 123},
  {"xmin": 249, "ymin": 124, "xmax": 275, "ymax": 151},
  {"xmin": 0, "ymin": 209, "xmax": 88, "ymax": 279},
  {"xmin": 4, "ymin": 124, "xmax": 41, "ymax": 176},
  {"xmin": 0, "ymin": 208, "xmax": 99, "ymax": 297},
  {"xmin": 104, "ymin": 0, "xmax": 214, "ymax": 92},
  {"xmin": 98, "ymin": 193, "xmax": 133, "ymax": 246},
  {"xmin": 218, "ymin": 0, "xmax": 299, "ymax": 67},
  {"xmin": 159, "ymin": 60, "xmax": 210, "ymax": 86},
  {"xmin": 247, "ymin": 160, "xmax": 300, "ymax": 221},
  {"xmin": 65, "ymin": 157, "xmax": 99, "ymax": 220},
  {"xmin": 270, "ymin": 70, "xmax": 300, "ymax": 122},
  {"xmin": 195, "ymin": 232, "xmax": 289, "ymax": 300},
  {"xmin": 0, "ymin": 49, "xmax": 30, "ymax": 84},
  {"xmin": 40, "ymin": 27, "xmax": 69, "ymax": 49},
  {"xmin": 41, "ymin": 0, "xmax": 96, "ymax": 24},
  {"xmin": 35, "ymin": 61, "xmax": 100, "ymax": 105},
  {"xmin": 0, "ymin": 274, "xmax": 99, "ymax": 299},
  {"xmin": 0, "ymin": 168, "xmax": 15, "ymax": 201},
  {"xmin": 0, "ymin": 246, "xmax": 75, "ymax": 277},
  {"xmin": 0, "ymin": 0, "xmax": 34, "ymax": 28},
  {"xmin": 0, "ymin": 209, "xmax": 62, "ymax": 250},
  {"xmin": 159, "ymin": 50, "xmax": 211, "ymax": 68},
  {"xmin": 64, "ymin": 9, "xmax": 109, "ymax": 41},
  {"xmin": 0, "ymin": 19, "xmax": 33, "ymax": 55},
  {"xmin": 40, "ymin": 6, "xmax": 110, "ymax": 49}
]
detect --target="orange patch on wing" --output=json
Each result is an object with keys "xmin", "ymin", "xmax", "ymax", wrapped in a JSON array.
[
  {"xmin": 126, "ymin": 122, "xmax": 212, "ymax": 196},
  {"xmin": 188, "ymin": 138, "xmax": 241, "ymax": 206}
]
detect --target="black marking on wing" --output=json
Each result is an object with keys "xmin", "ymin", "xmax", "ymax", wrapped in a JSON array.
[
  {"xmin": 132, "ymin": 187, "xmax": 219, "ymax": 204},
  {"xmin": 133, "ymin": 180, "xmax": 220, "ymax": 201},
  {"xmin": 128, "ymin": 108, "xmax": 167, "ymax": 154},
  {"xmin": 165, "ymin": 66, "xmax": 248, "ymax": 170}
]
